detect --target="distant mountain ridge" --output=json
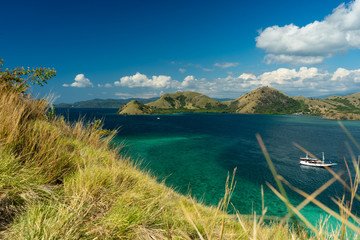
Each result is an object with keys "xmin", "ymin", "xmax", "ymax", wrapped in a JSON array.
[
  {"xmin": 118, "ymin": 87, "xmax": 360, "ymax": 120},
  {"xmin": 56, "ymin": 97, "xmax": 159, "ymax": 108},
  {"xmin": 56, "ymin": 96, "xmax": 233, "ymax": 108}
]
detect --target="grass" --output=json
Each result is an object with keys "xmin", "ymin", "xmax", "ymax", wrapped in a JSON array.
[{"xmin": 0, "ymin": 82, "xmax": 358, "ymax": 239}]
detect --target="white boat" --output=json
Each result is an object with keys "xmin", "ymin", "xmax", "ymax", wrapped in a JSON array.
[{"xmin": 299, "ymin": 152, "xmax": 337, "ymax": 167}]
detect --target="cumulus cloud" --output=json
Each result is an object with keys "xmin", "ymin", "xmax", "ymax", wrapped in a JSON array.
[
  {"xmin": 331, "ymin": 68, "xmax": 360, "ymax": 82},
  {"xmin": 63, "ymin": 74, "xmax": 93, "ymax": 88},
  {"xmin": 210, "ymin": 67, "xmax": 360, "ymax": 96},
  {"xmin": 176, "ymin": 67, "xmax": 360, "ymax": 97},
  {"xmin": 113, "ymin": 67, "xmax": 360, "ymax": 98},
  {"xmin": 257, "ymin": 67, "xmax": 328, "ymax": 87},
  {"xmin": 115, "ymin": 72, "xmax": 173, "ymax": 88},
  {"xmin": 256, "ymin": 0, "xmax": 360, "ymax": 64},
  {"xmin": 239, "ymin": 73, "xmax": 256, "ymax": 80},
  {"xmin": 214, "ymin": 62, "xmax": 239, "ymax": 68},
  {"xmin": 181, "ymin": 75, "xmax": 195, "ymax": 88}
]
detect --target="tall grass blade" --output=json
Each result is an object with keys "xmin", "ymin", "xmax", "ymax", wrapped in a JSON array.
[
  {"xmin": 256, "ymin": 134, "xmax": 293, "ymax": 217},
  {"xmin": 282, "ymin": 175, "xmax": 339, "ymax": 221},
  {"xmin": 266, "ymin": 182, "xmax": 319, "ymax": 235},
  {"xmin": 282, "ymin": 177, "xmax": 360, "ymax": 236},
  {"xmin": 339, "ymin": 122, "xmax": 360, "ymax": 151}
]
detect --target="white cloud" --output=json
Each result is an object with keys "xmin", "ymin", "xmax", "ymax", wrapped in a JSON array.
[
  {"xmin": 331, "ymin": 68, "xmax": 351, "ymax": 80},
  {"xmin": 63, "ymin": 74, "xmax": 93, "ymax": 88},
  {"xmin": 256, "ymin": 0, "xmax": 360, "ymax": 64},
  {"xmin": 98, "ymin": 83, "xmax": 112, "ymax": 88},
  {"xmin": 179, "ymin": 67, "xmax": 360, "ymax": 97},
  {"xmin": 181, "ymin": 75, "xmax": 195, "ymax": 88},
  {"xmin": 113, "ymin": 67, "xmax": 360, "ymax": 99},
  {"xmin": 214, "ymin": 62, "xmax": 239, "ymax": 68},
  {"xmin": 238, "ymin": 73, "xmax": 256, "ymax": 80},
  {"xmin": 179, "ymin": 68, "xmax": 186, "ymax": 73},
  {"xmin": 116, "ymin": 72, "xmax": 172, "ymax": 88},
  {"xmin": 185, "ymin": 63, "xmax": 214, "ymax": 72},
  {"xmin": 264, "ymin": 54, "xmax": 325, "ymax": 65},
  {"xmin": 331, "ymin": 67, "xmax": 360, "ymax": 82},
  {"xmin": 115, "ymin": 92, "xmax": 160, "ymax": 99},
  {"xmin": 114, "ymin": 92, "xmax": 132, "ymax": 97},
  {"xmin": 257, "ymin": 67, "xmax": 327, "ymax": 86}
]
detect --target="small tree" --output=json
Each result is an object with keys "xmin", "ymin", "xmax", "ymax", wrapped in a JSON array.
[{"xmin": 0, "ymin": 59, "xmax": 56, "ymax": 93}]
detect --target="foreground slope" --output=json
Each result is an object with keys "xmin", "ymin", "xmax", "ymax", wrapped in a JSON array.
[{"xmin": 0, "ymin": 84, "xmax": 312, "ymax": 239}]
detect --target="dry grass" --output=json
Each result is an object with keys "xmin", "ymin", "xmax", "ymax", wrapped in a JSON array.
[{"xmin": 0, "ymin": 82, "xmax": 350, "ymax": 239}]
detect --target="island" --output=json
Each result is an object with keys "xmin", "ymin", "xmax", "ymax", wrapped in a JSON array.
[{"xmin": 118, "ymin": 86, "xmax": 360, "ymax": 120}]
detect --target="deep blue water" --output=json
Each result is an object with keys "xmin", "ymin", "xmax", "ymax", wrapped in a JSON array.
[{"xmin": 56, "ymin": 108, "xmax": 360, "ymax": 228}]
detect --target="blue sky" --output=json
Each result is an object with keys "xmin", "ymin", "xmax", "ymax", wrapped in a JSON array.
[{"xmin": 2, "ymin": 0, "xmax": 360, "ymax": 103}]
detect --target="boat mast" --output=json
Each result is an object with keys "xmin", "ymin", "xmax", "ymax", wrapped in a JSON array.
[{"xmin": 322, "ymin": 152, "xmax": 325, "ymax": 163}]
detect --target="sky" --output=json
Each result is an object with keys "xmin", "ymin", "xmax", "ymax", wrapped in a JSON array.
[{"xmin": 1, "ymin": 0, "xmax": 360, "ymax": 103}]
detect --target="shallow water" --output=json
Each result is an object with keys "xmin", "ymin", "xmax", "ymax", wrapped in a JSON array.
[{"xmin": 56, "ymin": 108, "xmax": 360, "ymax": 229}]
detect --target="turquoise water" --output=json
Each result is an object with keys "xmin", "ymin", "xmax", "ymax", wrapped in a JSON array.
[{"xmin": 56, "ymin": 108, "xmax": 360, "ymax": 230}]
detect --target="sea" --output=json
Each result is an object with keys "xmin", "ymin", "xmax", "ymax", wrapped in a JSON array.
[{"xmin": 56, "ymin": 108, "xmax": 360, "ymax": 230}]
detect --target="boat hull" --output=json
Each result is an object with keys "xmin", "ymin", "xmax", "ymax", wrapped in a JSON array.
[{"xmin": 299, "ymin": 160, "xmax": 337, "ymax": 167}]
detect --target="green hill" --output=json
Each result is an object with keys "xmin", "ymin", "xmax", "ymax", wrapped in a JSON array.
[
  {"xmin": 147, "ymin": 91, "xmax": 229, "ymax": 112},
  {"xmin": 229, "ymin": 86, "xmax": 308, "ymax": 114},
  {"xmin": 293, "ymin": 93, "xmax": 360, "ymax": 120},
  {"xmin": 118, "ymin": 100, "xmax": 153, "ymax": 115}
]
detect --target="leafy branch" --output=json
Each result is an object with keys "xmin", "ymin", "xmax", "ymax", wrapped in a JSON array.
[{"xmin": 0, "ymin": 59, "xmax": 56, "ymax": 93}]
